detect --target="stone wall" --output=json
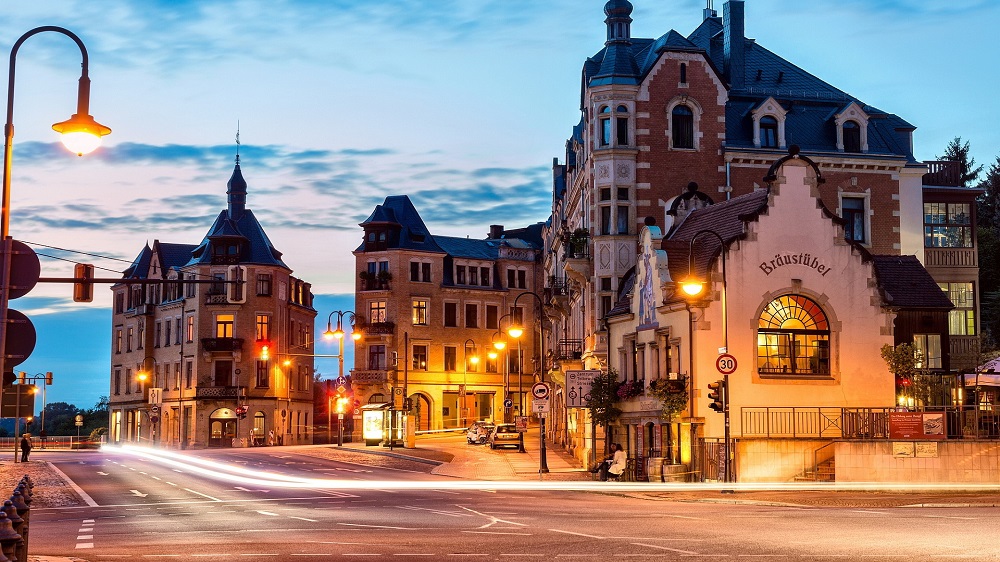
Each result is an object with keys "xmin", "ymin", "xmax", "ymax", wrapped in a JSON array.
[{"xmin": 835, "ymin": 441, "xmax": 1000, "ymax": 483}]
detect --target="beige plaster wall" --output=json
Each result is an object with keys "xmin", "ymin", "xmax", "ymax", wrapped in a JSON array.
[{"xmin": 835, "ymin": 441, "xmax": 1000, "ymax": 483}]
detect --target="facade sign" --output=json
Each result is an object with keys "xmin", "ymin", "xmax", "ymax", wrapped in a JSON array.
[
  {"xmin": 889, "ymin": 412, "xmax": 946, "ymax": 440},
  {"xmin": 566, "ymin": 370, "xmax": 600, "ymax": 408},
  {"xmin": 758, "ymin": 252, "xmax": 832, "ymax": 277}
]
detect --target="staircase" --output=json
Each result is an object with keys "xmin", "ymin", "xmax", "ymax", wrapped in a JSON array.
[{"xmin": 795, "ymin": 457, "xmax": 836, "ymax": 482}]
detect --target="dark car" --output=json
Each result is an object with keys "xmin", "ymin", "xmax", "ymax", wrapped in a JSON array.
[
  {"xmin": 466, "ymin": 421, "xmax": 495, "ymax": 445},
  {"xmin": 488, "ymin": 423, "xmax": 523, "ymax": 450}
]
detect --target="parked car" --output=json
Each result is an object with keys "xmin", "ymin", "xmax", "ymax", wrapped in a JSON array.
[
  {"xmin": 466, "ymin": 422, "xmax": 494, "ymax": 445},
  {"xmin": 488, "ymin": 423, "xmax": 523, "ymax": 450}
]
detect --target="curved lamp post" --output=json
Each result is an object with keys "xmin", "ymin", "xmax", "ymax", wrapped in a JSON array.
[
  {"xmin": 461, "ymin": 338, "xmax": 479, "ymax": 427},
  {"xmin": 323, "ymin": 310, "xmax": 358, "ymax": 446},
  {"xmin": 508, "ymin": 291, "xmax": 548, "ymax": 473},
  {"xmin": 0, "ymin": 27, "xmax": 112, "ymax": 409},
  {"xmin": 678, "ymin": 228, "xmax": 731, "ymax": 483}
]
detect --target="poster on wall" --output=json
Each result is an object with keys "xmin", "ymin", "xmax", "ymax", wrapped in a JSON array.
[{"xmin": 889, "ymin": 412, "xmax": 946, "ymax": 440}]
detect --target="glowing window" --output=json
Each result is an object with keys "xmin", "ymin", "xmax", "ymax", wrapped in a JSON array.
[{"xmin": 757, "ymin": 295, "xmax": 830, "ymax": 376}]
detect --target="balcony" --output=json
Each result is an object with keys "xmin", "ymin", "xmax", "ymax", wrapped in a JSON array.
[
  {"xmin": 124, "ymin": 303, "xmax": 155, "ymax": 317},
  {"xmin": 201, "ymin": 337, "xmax": 244, "ymax": 352},
  {"xmin": 359, "ymin": 279, "xmax": 390, "ymax": 291},
  {"xmin": 923, "ymin": 160, "xmax": 962, "ymax": 187},
  {"xmin": 950, "ymin": 336, "xmax": 980, "ymax": 372},
  {"xmin": 357, "ymin": 321, "xmax": 395, "ymax": 336},
  {"xmin": 556, "ymin": 339, "xmax": 584, "ymax": 360},
  {"xmin": 351, "ymin": 369, "xmax": 388, "ymax": 384},
  {"xmin": 205, "ymin": 289, "xmax": 229, "ymax": 305},
  {"xmin": 925, "ymin": 247, "xmax": 977, "ymax": 268},
  {"xmin": 195, "ymin": 386, "xmax": 242, "ymax": 398}
]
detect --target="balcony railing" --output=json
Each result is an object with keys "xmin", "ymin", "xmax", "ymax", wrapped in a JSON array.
[
  {"xmin": 201, "ymin": 337, "xmax": 244, "ymax": 352},
  {"xmin": 556, "ymin": 339, "xmax": 583, "ymax": 360},
  {"xmin": 357, "ymin": 321, "xmax": 395, "ymax": 335},
  {"xmin": 741, "ymin": 405, "xmax": 1000, "ymax": 440},
  {"xmin": 359, "ymin": 279, "xmax": 390, "ymax": 291},
  {"xmin": 195, "ymin": 386, "xmax": 242, "ymax": 398},
  {"xmin": 923, "ymin": 160, "xmax": 962, "ymax": 187},
  {"xmin": 924, "ymin": 247, "xmax": 977, "ymax": 268},
  {"xmin": 124, "ymin": 303, "xmax": 155, "ymax": 317}
]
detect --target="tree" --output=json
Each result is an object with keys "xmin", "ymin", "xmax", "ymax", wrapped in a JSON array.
[
  {"xmin": 585, "ymin": 369, "xmax": 622, "ymax": 454},
  {"xmin": 976, "ymin": 156, "xmax": 1000, "ymax": 229},
  {"xmin": 937, "ymin": 137, "xmax": 984, "ymax": 187},
  {"xmin": 648, "ymin": 378, "xmax": 690, "ymax": 464}
]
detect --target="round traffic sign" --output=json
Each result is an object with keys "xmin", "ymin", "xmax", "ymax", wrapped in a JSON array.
[
  {"xmin": 531, "ymin": 382, "xmax": 549, "ymax": 399},
  {"xmin": 716, "ymin": 353, "xmax": 737, "ymax": 374},
  {"xmin": 503, "ymin": 398, "xmax": 513, "ymax": 408}
]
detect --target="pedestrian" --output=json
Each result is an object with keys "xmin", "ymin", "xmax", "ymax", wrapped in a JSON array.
[
  {"xmin": 267, "ymin": 429, "xmax": 275, "ymax": 446},
  {"xmin": 20, "ymin": 434, "xmax": 32, "ymax": 462},
  {"xmin": 40, "ymin": 429, "xmax": 48, "ymax": 449},
  {"xmin": 607, "ymin": 443, "xmax": 627, "ymax": 481}
]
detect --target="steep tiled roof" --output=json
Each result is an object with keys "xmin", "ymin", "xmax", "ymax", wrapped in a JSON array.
[
  {"xmin": 356, "ymin": 195, "xmax": 445, "ymax": 254},
  {"xmin": 187, "ymin": 208, "xmax": 287, "ymax": 268},
  {"xmin": 156, "ymin": 242, "xmax": 198, "ymax": 270},
  {"xmin": 434, "ymin": 236, "xmax": 500, "ymax": 260},
  {"xmin": 122, "ymin": 243, "xmax": 152, "ymax": 279},
  {"xmin": 870, "ymin": 255, "xmax": 954, "ymax": 310}
]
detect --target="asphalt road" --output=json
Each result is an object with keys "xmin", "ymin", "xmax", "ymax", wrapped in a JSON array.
[{"xmin": 26, "ymin": 447, "xmax": 1000, "ymax": 560}]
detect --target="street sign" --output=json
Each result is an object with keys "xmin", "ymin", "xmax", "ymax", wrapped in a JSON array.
[
  {"xmin": 151, "ymin": 405, "xmax": 160, "ymax": 415},
  {"xmin": 530, "ymin": 382, "xmax": 550, "ymax": 400},
  {"xmin": 503, "ymin": 398, "xmax": 513, "ymax": 408},
  {"xmin": 392, "ymin": 387, "xmax": 404, "ymax": 409},
  {"xmin": 716, "ymin": 353, "xmax": 737, "ymax": 375},
  {"xmin": 0, "ymin": 385, "xmax": 35, "ymax": 417},
  {"xmin": 532, "ymin": 398, "xmax": 550, "ymax": 413},
  {"xmin": 149, "ymin": 387, "xmax": 163, "ymax": 405},
  {"xmin": 566, "ymin": 369, "xmax": 600, "ymax": 408}
]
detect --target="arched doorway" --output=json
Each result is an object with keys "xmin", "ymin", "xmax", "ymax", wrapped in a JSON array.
[
  {"xmin": 209, "ymin": 407, "xmax": 238, "ymax": 447},
  {"xmin": 252, "ymin": 411, "xmax": 266, "ymax": 446},
  {"xmin": 411, "ymin": 394, "xmax": 432, "ymax": 431}
]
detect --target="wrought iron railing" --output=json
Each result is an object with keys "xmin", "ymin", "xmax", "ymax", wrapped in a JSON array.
[
  {"xmin": 556, "ymin": 339, "xmax": 583, "ymax": 360},
  {"xmin": 741, "ymin": 405, "xmax": 1000, "ymax": 440}
]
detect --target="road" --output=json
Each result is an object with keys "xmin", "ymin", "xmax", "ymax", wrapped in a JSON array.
[{"xmin": 24, "ymin": 445, "xmax": 1000, "ymax": 560}]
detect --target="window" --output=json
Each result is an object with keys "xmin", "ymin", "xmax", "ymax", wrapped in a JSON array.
[
  {"xmin": 137, "ymin": 321, "xmax": 144, "ymax": 349},
  {"xmin": 154, "ymin": 322, "xmax": 161, "ymax": 348},
  {"xmin": 186, "ymin": 315, "xmax": 195, "ymax": 343},
  {"xmin": 410, "ymin": 261, "xmax": 420, "ymax": 282},
  {"xmin": 444, "ymin": 302, "xmax": 458, "ymax": 327},
  {"xmin": 615, "ymin": 105, "xmax": 629, "ymax": 146},
  {"xmin": 369, "ymin": 300, "xmax": 387, "ymax": 323},
  {"xmin": 175, "ymin": 318, "xmax": 182, "ymax": 345},
  {"xmin": 466, "ymin": 343, "xmax": 479, "ymax": 372},
  {"xmin": 216, "ymin": 314, "xmax": 235, "ymax": 338},
  {"xmin": 924, "ymin": 203, "xmax": 972, "ymax": 248},
  {"xmin": 114, "ymin": 368, "xmax": 121, "ymax": 395},
  {"xmin": 842, "ymin": 196, "xmax": 866, "ymax": 243},
  {"xmin": 480, "ymin": 267, "xmax": 490, "ymax": 287},
  {"xmin": 843, "ymin": 121, "xmax": 861, "ymax": 153},
  {"xmin": 485, "ymin": 353, "xmax": 498, "ymax": 373},
  {"xmin": 185, "ymin": 278, "xmax": 196, "ymax": 298},
  {"xmin": 164, "ymin": 321, "xmax": 171, "ymax": 347},
  {"xmin": 940, "ymin": 282, "xmax": 976, "ymax": 336},
  {"xmin": 115, "ymin": 291, "xmax": 125, "ymax": 314},
  {"xmin": 757, "ymin": 295, "xmax": 830, "ymax": 376},
  {"xmin": 214, "ymin": 360, "xmax": 233, "ymax": 387},
  {"xmin": 456, "ymin": 265, "xmax": 466, "ymax": 285},
  {"xmin": 126, "ymin": 327, "xmax": 133, "ymax": 352},
  {"xmin": 422, "ymin": 263, "xmax": 432, "ymax": 282},
  {"xmin": 517, "ymin": 270, "xmax": 526, "ymax": 289},
  {"xmin": 510, "ymin": 306, "xmax": 524, "ymax": 326},
  {"xmin": 255, "ymin": 360, "xmax": 269, "ymax": 388},
  {"xmin": 486, "ymin": 305, "xmax": 499, "ymax": 330},
  {"xmin": 413, "ymin": 300, "xmax": 428, "ymax": 325},
  {"xmin": 600, "ymin": 206, "xmax": 612, "ymax": 236},
  {"xmin": 913, "ymin": 334, "xmax": 943, "ymax": 369},
  {"xmin": 617, "ymin": 187, "xmax": 629, "ymax": 201},
  {"xmin": 671, "ymin": 105, "xmax": 694, "ymax": 149},
  {"xmin": 599, "ymin": 105, "xmax": 611, "ymax": 146},
  {"xmin": 256, "ymin": 314, "xmax": 271, "ymax": 341},
  {"xmin": 185, "ymin": 361, "xmax": 193, "ymax": 388},
  {"xmin": 469, "ymin": 267, "xmax": 478, "ymax": 286},
  {"xmin": 616, "ymin": 205, "xmax": 629, "ymax": 235},
  {"xmin": 444, "ymin": 346, "xmax": 457, "ymax": 371},
  {"xmin": 600, "ymin": 188, "xmax": 611, "ymax": 201},
  {"xmin": 465, "ymin": 303, "xmax": 479, "ymax": 328},
  {"xmin": 368, "ymin": 345, "xmax": 386, "ymax": 370},
  {"xmin": 412, "ymin": 345, "xmax": 428, "ymax": 370},
  {"xmin": 679, "ymin": 62, "xmax": 687, "ymax": 84},
  {"xmin": 760, "ymin": 116, "xmax": 778, "ymax": 148},
  {"xmin": 257, "ymin": 274, "xmax": 272, "ymax": 296},
  {"xmin": 508, "ymin": 348, "xmax": 523, "ymax": 374}
]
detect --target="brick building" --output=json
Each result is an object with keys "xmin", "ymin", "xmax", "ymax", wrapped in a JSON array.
[
  {"xmin": 544, "ymin": 0, "xmax": 981, "ymax": 472},
  {"xmin": 109, "ymin": 157, "xmax": 317, "ymax": 448},
  {"xmin": 352, "ymin": 195, "xmax": 545, "ymax": 432}
]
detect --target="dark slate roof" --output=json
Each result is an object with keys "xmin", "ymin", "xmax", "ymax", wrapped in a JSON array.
[
  {"xmin": 356, "ymin": 195, "xmax": 445, "ymax": 254},
  {"xmin": 435, "ymin": 236, "xmax": 501, "ymax": 260},
  {"xmin": 870, "ymin": 255, "xmax": 954, "ymax": 310},
  {"xmin": 663, "ymin": 188, "xmax": 770, "ymax": 284},
  {"xmin": 187, "ymin": 207, "xmax": 287, "ymax": 268},
  {"xmin": 156, "ymin": 242, "xmax": 199, "ymax": 271},
  {"xmin": 607, "ymin": 266, "xmax": 636, "ymax": 318},
  {"xmin": 122, "ymin": 243, "xmax": 152, "ymax": 279},
  {"xmin": 500, "ymin": 222, "xmax": 545, "ymax": 248}
]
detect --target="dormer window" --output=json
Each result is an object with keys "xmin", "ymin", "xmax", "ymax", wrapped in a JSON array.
[
  {"xmin": 751, "ymin": 98, "xmax": 788, "ymax": 150},
  {"xmin": 834, "ymin": 103, "xmax": 870, "ymax": 153},
  {"xmin": 760, "ymin": 116, "xmax": 778, "ymax": 148},
  {"xmin": 211, "ymin": 240, "xmax": 242, "ymax": 265},
  {"xmin": 843, "ymin": 121, "xmax": 861, "ymax": 153}
]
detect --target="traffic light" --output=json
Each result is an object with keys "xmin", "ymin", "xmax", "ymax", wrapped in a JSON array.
[
  {"xmin": 45, "ymin": 371, "xmax": 53, "ymax": 385},
  {"xmin": 257, "ymin": 340, "xmax": 270, "ymax": 361},
  {"xmin": 707, "ymin": 379, "xmax": 727, "ymax": 413},
  {"xmin": 236, "ymin": 405, "xmax": 247, "ymax": 419},
  {"xmin": 1, "ymin": 240, "xmax": 40, "ymax": 382},
  {"xmin": 73, "ymin": 263, "xmax": 95, "ymax": 302},
  {"xmin": 335, "ymin": 396, "xmax": 349, "ymax": 414}
]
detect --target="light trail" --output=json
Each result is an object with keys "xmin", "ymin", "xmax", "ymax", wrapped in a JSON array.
[{"xmin": 110, "ymin": 444, "xmax": 1000, "ymax": 494}]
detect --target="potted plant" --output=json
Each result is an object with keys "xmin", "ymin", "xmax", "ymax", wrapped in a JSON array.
[{"xmin": 616, "ymin": 379, "xmax": 644, "ymax": 400}]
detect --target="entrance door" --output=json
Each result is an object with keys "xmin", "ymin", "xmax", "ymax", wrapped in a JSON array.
[{"xmin": 209, "ymin": 419, "xmax": 236, "ymax": 447}]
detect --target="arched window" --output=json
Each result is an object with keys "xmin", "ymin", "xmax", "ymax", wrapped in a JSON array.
[
  {"xmin": 599, "ymin": 105, "xmax": 612, "ymax": 147},
  {"xmin": 615, "ymin": 105, "xmax": 629, "ymax": 146},
  {"xmin": 843, "ymin": 120, "xmax": 861, "ymax": 153},
  {"xmin": 671, "ymin": 105, "xmax": 694, "ymax": 149},
  {"xmin": 757, "ymin": 295, "xmax": 830, "ymax": 375},
  {"xmin": 760, "ymin": 116, "xmax": 778, "ymax": 148}
]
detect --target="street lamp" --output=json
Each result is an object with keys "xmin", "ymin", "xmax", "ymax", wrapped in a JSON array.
[
  {"xmin": 679, "ymin": 228, "xmax": 731, "ymax": 483},
  {"xmin": 462, "ymin": 338, "xmax": 479, "ymax": 427},
  {"xmin": 509, "ymin": 291, "xmax": 548, "ymax": 473},
  {"xmin": 0, "ymin": 27, "xmax": 111, "ymax": 398},
  {"xmin": 323, "ymin": 310, "xmax": 358, "ymax": 446}
]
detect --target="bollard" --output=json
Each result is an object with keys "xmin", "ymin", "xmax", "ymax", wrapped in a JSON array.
[
  {"xmin": 0, "ymin": 502, "xmax": 22, "ymax": 562},
  {"xmin": 7, "ymin": 494, "xmax": 26, "ymax": 562},
  {"xmin": 13, "ymin": 485, "xmax": 28, "ymax": 507},
  {"xmin": 0, "ymin": 512, "xmax": 18, "ymax": 562}
]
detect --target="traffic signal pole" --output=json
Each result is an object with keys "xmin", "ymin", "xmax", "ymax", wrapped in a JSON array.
[{"xmin": 723, "ymin": 374, "xmax": 731, "ymax": 483}]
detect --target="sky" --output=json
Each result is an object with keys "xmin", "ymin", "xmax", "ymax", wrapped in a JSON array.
[{"xmin": 3, "ymin": 0, "xmax": 998, "ymax": 414}]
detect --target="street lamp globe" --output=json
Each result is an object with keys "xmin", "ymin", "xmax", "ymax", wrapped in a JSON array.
[
  {"xmin": 52, "ymin": 112, "xmax": 112, "ymax": 156},
  {"xmin": 507, "ymin": 325, "xmax": 524, "ymax": 339},
  {"xmin": 680, "ymin": 276, "xmax": 706, "ymax": 297}
]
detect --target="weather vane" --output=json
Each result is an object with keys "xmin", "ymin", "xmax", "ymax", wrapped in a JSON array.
[{"xmin": 236, "ymin": 121, "xmax": 241, "ymax": 164}]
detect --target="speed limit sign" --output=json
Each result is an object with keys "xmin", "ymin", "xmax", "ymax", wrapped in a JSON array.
[{"xmin": 716, "ymin": 353, "xmax": 737, "ymax": 374}]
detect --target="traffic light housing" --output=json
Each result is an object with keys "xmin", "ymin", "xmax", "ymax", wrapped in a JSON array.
[
  {"xmin": 236, "ymin": 405, "xmax": 247, "ymax": 419},
  {"xmin": 45, "ymin": 371, "xmax": 53, "ymax": 385},
  {"xmin": 73, "ymin": 263, "xmax": 95, "ymax": 302},
  {"xmin": 708, "ymin": 379, "xmax": 727, "ymax": 413},
  {"xmin": 335, "ymin": 395, "xmax": 349, "ymax": 414},
  {"xmin": 256, "ymin": 340, "xmax": 270, "ymax": 361}
]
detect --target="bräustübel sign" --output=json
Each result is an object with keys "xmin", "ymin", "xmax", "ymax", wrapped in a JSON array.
[{"xmin": 759, "ymin": 252, "xmax": 832, "ymax": 277}]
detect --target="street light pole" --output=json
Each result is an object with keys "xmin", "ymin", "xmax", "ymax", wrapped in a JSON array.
[
  {"xmin": 680, "ymin": 229, "xmax": 730, "ymax": 482},
  {"xmin": 323, "ymin": 310, "xmax": 358, "ymax": 447},
  {"xmin": 0, "ymin": 26, "xmax": 111, "ymax": 402},
  {"xmin": 509, "ymin": 291, "xmax": 548, "ymax": 474},
  {"xmin": 462, "ymin": 338, "xmax": 479, "ymax": 427}
]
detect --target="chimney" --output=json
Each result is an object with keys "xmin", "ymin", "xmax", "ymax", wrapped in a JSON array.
[
  {"xmin": 723, "ymin": 0, "xmax": 745, "ymax": 90},
  {"xmin": 489, "ymin": 225, "xmax": 504, "ymax": 239}
]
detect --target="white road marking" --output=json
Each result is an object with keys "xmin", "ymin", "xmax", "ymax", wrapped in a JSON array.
[
  {"xmin": 256, "ymin": 510, "xmax": 280, "ymax": 516},
  {"xmin": 290, "ymin": 516, "xmax": 319, "ymax": 522},
  {"xmin": 398, "ymin": 505, "xmax": 472, "ymax": 518},
  {"xmin": 151, "ymin": 476, "xmax": 162, "ymax": 480},
  {"xmin": 340, "ymin": 523, "xmax": 426, "ymax": 530},
  {"xmin": 75, "ymin": 543, "xmax": 94, "ymax": 549},
  {"xmin": 97, "ymin": 471, "xmax": 109, "ymax": 475},
  {"xmin": 183, "ymin": 488, "xmax": 221, "ymax": 501},
  {"xmin": 922, "ymin": 515, "xmax": 978, "ymax": 520},
  {"xmin": 461, "ymin": 531, "xmax": 532, "ymax": 535},
  {"xmin": 77, "ymin": 535, "xmax": 93, "ymax": 540},
  {"xmin": 631, "ymin": 542, "xmax": 699, "ymax": 555},
  {"xmin": 549, "ymin": 529, "xmax": 603, "ymax": 539},
  {"xmin": 166, "ymin": 482, "xmax": 177, "ymax": 486},
  {"xmin": 130, "ymin": 490, "xmax": 148, "ymax": 497}
]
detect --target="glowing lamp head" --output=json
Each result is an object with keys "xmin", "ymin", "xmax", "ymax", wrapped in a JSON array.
[
  {"xmin": 493, "ymin": 340, "xmax": 506, "ymax": 351},
  {"xmin": 333, "ymin": 328, "xmax": 345, "ymax": 340},
  {"xmin": 507, "ymin": 325, "xmax": 524, "ymax": 339},
  {"xmin": 351, "ymin": 331, "xmax": 362, "ymax": 341},
  {"xmin": 137, "ymin": 371, "xmax": 148, "ymax": 383},
  {"xmin": 469, "ymin": 355, "xmax": 480, "ymax": 365},
  {"xmin": 52, "ymin": 112, "xmax": 111, "ymax": 156},
  {"xmin": 323, "ymin": 328, "xmax": 336, "ymax": 340},
  {"xmin": 680, "ymin": 276, "xmax": 706, "ymax": 297},
  {"xmin": 488, "ymin": 350, "xmax": 498, "ymax": 360}
]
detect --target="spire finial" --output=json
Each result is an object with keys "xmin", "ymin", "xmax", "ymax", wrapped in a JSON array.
[{"xmin": 235, "ymin": 121, "xmax": 241, "ymax": 165}]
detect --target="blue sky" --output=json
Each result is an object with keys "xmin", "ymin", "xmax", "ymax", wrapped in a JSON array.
[{"xmin": 4, "ymin": 0, "xmax": 998, "ymax": 413}]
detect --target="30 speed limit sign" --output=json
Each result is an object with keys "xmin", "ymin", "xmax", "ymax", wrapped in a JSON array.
[{"xmin": 716, "ymin": 353, "xmax": 737, "ymax": 374}]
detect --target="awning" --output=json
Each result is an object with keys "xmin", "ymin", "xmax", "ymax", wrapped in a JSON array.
[{"xmin": 962, "ymin": 373, "xmax": 1000, "ymax": 387}]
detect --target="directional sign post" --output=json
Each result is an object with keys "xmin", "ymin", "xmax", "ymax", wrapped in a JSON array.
[{"xmin": 565, "ymin": 370, "xmax": 600, "ymax": 408}]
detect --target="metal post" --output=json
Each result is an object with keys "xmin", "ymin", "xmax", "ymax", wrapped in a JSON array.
[
  {"xmin": 13, "ymin": 382, "xmax": 20, "ymax": 462},
  {"xmin": 338, "ymin": 413, "xmax": 344, "ymax": 446},
  {"xmin": 327, "ymin": 394, "xmax": 332, "ymax": 445},
  {"xmin": 723, "ymin": 373, "xmax": 731, "ymax": 483},
  {"xmin": 539, "ymin": 415, "xmax": 549, "ymax": 474}
]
